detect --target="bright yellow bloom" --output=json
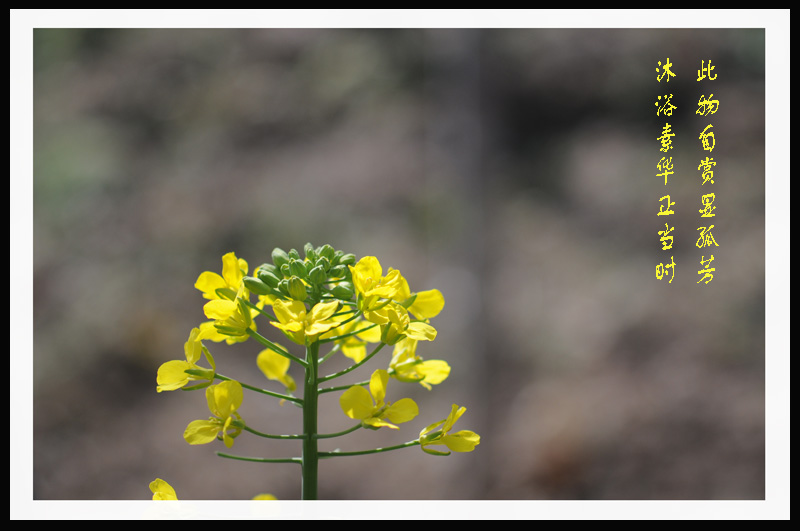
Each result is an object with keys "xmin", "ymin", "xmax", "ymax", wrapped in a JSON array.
[
  {"xmin": 149, "ymin": 478, "xmax": 178, "ymax": 500},
  {"xmin": 349, "ymin": 256, "xmax": 404, "ymax": 318},
  {"xmin": 183, "ymin": 380, "xmax": 244, "ymax": 448},
  {"xmin": 395, "ymin": 276, "xmax": 445, "ymax": 321},
  {"xmin": 270, "ymin": 299, "xmax": 340, "ymax": 345},
  {"xmin": 252, "ymin": 493, "xmax": 278, "ymax": 500},
  {"xmin": 156, "ymin": 328, "xmax": 216, "ymax": 392},
  {"xmin": 339, "ymin": 369, "xmax": 418, "ymax": 429},
  {"xmin": 256, "ymin": 347, "xmax": 296, "ymax": 392},
  {"xmin": 195, "ymin": 252, "xmax": 249, "ymax": 301},
  {"xmin": 372, "ymin": 302, "xmax": 437, "ymax": 345},
  {"xmin": 203, "ymin": 285, "xmax": 257, "ymax": 341},
  {"xmin": 418, "ymin": 404, "xmax": 480, "ymax": 456},
  {"xmin": 389, "ymin": 338, "xmax": 450, "ymax": 390}
]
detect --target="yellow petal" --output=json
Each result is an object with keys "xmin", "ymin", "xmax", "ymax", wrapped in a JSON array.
[
  {"xmin": 211, "ymin": 380, "xmax": 243, "ymax": 417},
  {"xmin": 442, "ymin": 404, "xmax": 467, "ymax": 433},
  {"xmin": 309, "ymin": 300, "xmax": 340, "ymax": 322},
  {"xmin": 156, "ymin": 360, "xmax": 192, "ymax": 392},
  {"xmin": 442, "ymin": 430, "xmax": 480, "ymax": 452},
  {"xmin": 405, "ymin": 322, "xmax": 437, "ymax": 341},
  {"xmin": 203, "ymin": 299, "xmax": 238, "ymax": 320},
  {"xmin": 385, "ymin": 398, "xmax": 419, "ymax": 424},
  {"xmin": 183, "ymin": 419, "xmax": 220, "ymax": 445},
  {"xmin": 339, "ymin": 385, "xmax": 374, "ymax": 421},
  {"xmin": 184, "ymin": 327, "xmax": 203, "ymax": 364},
  {"xmin": 149, "ymin": 478, "xmax": 178, "ymax": 500},
  {"xmin": 417, "ymin": 360, "xmax": 450, "ymax": 385},
  {"xmin": 369, "ymin": 369, "xmax": 389, "ymax": 406},
  {"xmin": 195, "ymin": 271, "xmax": 227, "ymax": 300},
  {"xmin": 221, "ymin": 252, "xmax": 245, "ymax": 288},
  {"xmin": 252, "ymin": 494, "xmax": 277, "ymax": 500},
  {"xmin": 272, "ymin": 299, "xmax": 306, "ymax": 324},
  {"xmin": 408, "ymin": 289, "xmax": 445, "ymax": 319},
  {"xmin": 256, "ymin": 348, "xmax": 296, "ymax": 392}
]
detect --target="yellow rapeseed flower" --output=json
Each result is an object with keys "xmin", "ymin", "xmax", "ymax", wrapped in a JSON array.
[
  {"xmin": 183, "ymin": 380, "xmax": 244, "ymax": 448},
  {"xmin": 418, "ymin": 404, "xmax": 480, "ymax": 456},
  {"xmin": 339, "ymin": 369, "xmax": 418, "ymax": 429},
  {"xmin": 270, "ymin": 299, "xmax": 340, "ymax": 345},
  {"xmin": 149, "ymin": 478, "xmax": 178, "ymax": 500}
]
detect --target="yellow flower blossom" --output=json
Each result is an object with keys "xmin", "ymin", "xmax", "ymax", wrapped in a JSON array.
[
  {"xmin": 339, "ymin": 369, "xmax": 418, "ymax": 429},
  {"xmin": 195, "ymin": 252, "xmax": 249, "ymax": 301},
  {"xmin": 149, "ymin": 478, "xmax": 178, "ymax": 500},
  {"xmin": 256, "ymin": 347, "xmax": 296, "ymax": 392},
  {"xmin": 389, "ymin": 338, "xmax": 450, "ymax": 390},
  {"xmin": 418, "ymin": 404, "xmax": 480, "ymax": 456},
  {"xmin": 372, "ymin": 302, "xmax": 437, "ymax": 345},
  {"xmin": 156, "ymin": 327, "xmax": 216, "ymax": 392},
  {"xmin": 349, "ymin": 256, "xmax": 404, "ymax": 318},
  {"xmin": 183, "ymin": 380, "xmax": 244, "ymax": 448},
  {"xmin": 270, "ymin": 299, "xmax": 340, "ymax": 345},
  {"xmin": 252, "ymin": 493, "xmax": 278, "ymax": 500},
  {"xmin": 396, "ymin": 279, "xmax": 445, "ymax": 321},
  {"xmin": 202, "ymin": 285, "xmax": 257, "ymax": 341}
]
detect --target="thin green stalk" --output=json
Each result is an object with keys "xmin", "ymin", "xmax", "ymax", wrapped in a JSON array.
[
  {"xmin": 318, "ymin": 321, "xmax": 377, "ymax": 344},
  {"xmin": 216, "ymin": 452, "xmax": 302, "ymax": 465},
  {"xmin": 315, "ymin": 422, "xmax": 362, "ymax": 439},
  {"xmin": 302, "ymin": 340, "xmax": 320, "ymax": 500},
  {"xmin": 240, "ymin": 424, "xmax": 305, "ymax": 440},
  {"xmin": 318, "ymin": 342, "xmax": 385, "ymax": 383},
  {"xmin": 318, "ymin": 378, "xmax": 369, "ymax": 394},
  {"xmin": 246, "ymin": 328, "xmax": 307, "ymax": 368},
  {"xmin": 216, "ymin": 374, "xmax": 303, "ymax": 405},
  {"xmin": 319, "ymin": 440, "xmax": 421, "ymax": 458}
]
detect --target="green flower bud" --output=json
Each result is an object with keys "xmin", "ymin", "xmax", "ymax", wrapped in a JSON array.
[
  {"xmin": 280, "ymin": 263, "xmax": 291, "ymax": 277},
  {"xmin": 257, "ymin": 269, "xmax": 281, "ymax": 288},
  {"xmin": 308, "ymin": 265, "xmax": 326, "ymax": 285},
  {"xmin": 277, "ymin": 279, "xmax": 290, "ymax": 296},
  {"xmin": 331, "ymin": 282, "xmax": 354, "ymax": 300},
  {"xmin": 315, "ymin": 256, "xmax": 331, "ymax": 272},
  {"xmin": 339, "ymin": 253, "xmax": 356, "ymax": 266},
  {"xmin": 272, "ymin": 248, "xmax": 290, "ymax": 269},
  {"xmin": 256, "ymin": 263, "xmax": 279, "ymax": 277},
  {"xmin": 287, "ymin": 276, "xmax": 308, "ymax": 301},
  {"xmin": 289, "ymin": 259, "xmax": 307, "ymax": 278},
  {"xmin": 332, "ymin": 250, "xmax": 344, "ymax": 265},
  {"xmin": 318, "ymin": 244, "xmax": 335, "ymax": 261},
  {"xmin": 288, "ymin": 248, "xmax": 301, "ymax": 261},
  {"xmin": 304, "ymin": 242, "xmax": 317, "ymax": 262},
  {"xmin": 329, "ymin": 264, "xmax": 347, "ymax": 278},
  {"xmin": 243, "ymin": 276, "xmax": 272, "ymax": 296}
]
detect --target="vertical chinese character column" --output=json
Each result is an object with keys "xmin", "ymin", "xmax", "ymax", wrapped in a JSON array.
[
  {"xmin": 696, "ymin": 60, "xmax": 719, "ymax": 284},
  {"xmin": 656, "ymin": 58, "xmax": 677, "ymax": 283}
]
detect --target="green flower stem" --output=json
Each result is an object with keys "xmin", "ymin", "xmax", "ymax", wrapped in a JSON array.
[
  {"xmin": 315, "ymin": 422, "xmax": 362, "ymax": 439},
  {"xmin": 215, "ymin": 374, "xmax": 303, "ymax": 405},
  {"xmin": 246, "ymin": 328, "xmax": 307, "ymax": 368},
  {"xmin": 318, "ymin": 343, "xmax": 341, "ymax": 365},
  {"xmin": 318, "ymin": 378, "xmax": 369, "ymax": 394},
  {"xmin": 318, "ymin": 342, "xmax": 385, "ymax": 383},
  {"xmin": 241, "ymin": 424, "xmax": 305, "ymax": 440},
  {"xmin": 319, "ymin": 440, "xmax": 421, "ymax": 458},
  {"xmin": 216, "ymin": 452, "xmax": 302, "ymax": 465},
  {"xmin": 241, "ymin": 299, "xmax": 277, "ymax": 321},
  {"xmin": 318, "ymin": 321, "xmax": 376, "ymax": 344},
  {"xmin": 302, "ymin": 340, "xmax": 320, "ymax": 500}
]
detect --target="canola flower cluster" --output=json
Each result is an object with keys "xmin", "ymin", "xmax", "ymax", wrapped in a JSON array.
[{"xmin": 153, "ymin": 244, "xmax": 479, "ymax": 500}]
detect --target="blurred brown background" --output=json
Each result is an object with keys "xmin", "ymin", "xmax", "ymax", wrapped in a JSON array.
[{"xmin": 32, "ymin": 28, "xmax": 765, "ymax": 500}]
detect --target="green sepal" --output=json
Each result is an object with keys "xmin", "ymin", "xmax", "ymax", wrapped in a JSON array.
[
  {"xmin": 181, "ymin": 381, "xmax": 213, "ymax": 391},
  {"xmin": 214, "ymin": 287, "xmax": 237, "ymax": 301},
  {"xmin": 421, "ymin": 446, "xmax": 451, "ymax": 456}
]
